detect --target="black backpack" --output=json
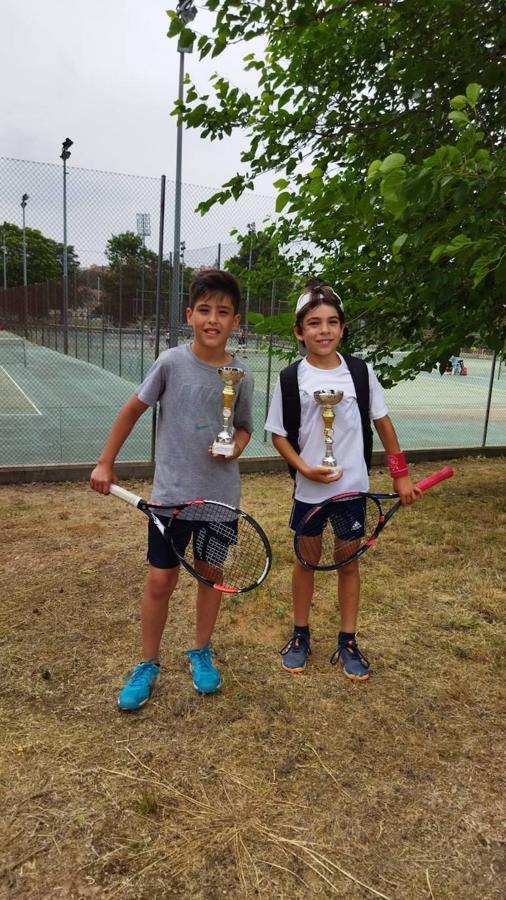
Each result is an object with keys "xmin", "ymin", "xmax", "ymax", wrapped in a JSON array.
[{"xmin": 279, "ymin": 354, "xmax": 373, "ymax": 480}]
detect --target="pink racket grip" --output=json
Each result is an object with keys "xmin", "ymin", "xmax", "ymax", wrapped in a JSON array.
[{"xmin": 415, "ymin": 466, "xmax": 454, "ymax": 492}]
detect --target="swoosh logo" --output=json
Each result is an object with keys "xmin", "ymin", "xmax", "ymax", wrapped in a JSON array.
[{"xmin": 195, "ymin": 423, "xmax": 209, "ymax": 430}]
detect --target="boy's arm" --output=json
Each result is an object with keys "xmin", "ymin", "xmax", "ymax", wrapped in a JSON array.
[
  {"xmin": 90, "ymin": 395, "xmax": 149, "ymax": 493},
  {"xmin": 373, "ymin": 414, "xmax": 421, "ymax": 505},
  {"xmin": 271, "ymin": 434, "xmax": 343, "ymax": 484}
]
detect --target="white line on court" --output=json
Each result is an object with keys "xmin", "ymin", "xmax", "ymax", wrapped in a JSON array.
[{"xmin": 0, "ymin": 366, "xmax": 42, "ymax": 415}]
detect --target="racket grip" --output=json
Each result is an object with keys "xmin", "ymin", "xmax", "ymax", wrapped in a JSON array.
[
  {"xmin": 415, "ymin": 466, "xmax": 454, "ymax": 492},
  {"xmin": 109, "ymin": 484, "xmax": 143, "ymax": 508}
]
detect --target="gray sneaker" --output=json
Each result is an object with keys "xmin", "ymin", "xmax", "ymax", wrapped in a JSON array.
[
  {"xmin": 280, "ymin": 632, "xmax": 311, "ymax": 674},
  {"xmin": 330, "ymin": 639, "xmax": 370, "ymax": 681}
]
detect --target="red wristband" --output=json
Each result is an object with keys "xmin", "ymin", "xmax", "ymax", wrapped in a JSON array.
[{"xmin": 386, "ymin": 451, "xmax": 409, "ymax": 479}]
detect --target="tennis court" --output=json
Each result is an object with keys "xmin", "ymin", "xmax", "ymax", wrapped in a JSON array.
[{"xmin": 0, "ymin": 334, "xmax": 504, "ymax": 467}]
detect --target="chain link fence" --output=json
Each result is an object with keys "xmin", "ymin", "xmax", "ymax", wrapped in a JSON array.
[{"xmin": 1, "ymin": 156, "xmax": 504, "ymax": 469}]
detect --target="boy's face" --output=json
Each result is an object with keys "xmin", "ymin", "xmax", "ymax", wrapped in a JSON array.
[
  {"xmin": 294, "ymin": 303, "xmax": 344, "ymax": 358},
  {"xmin": 187, "ymin": 292, "xmax": 240, "ymax": 350}
]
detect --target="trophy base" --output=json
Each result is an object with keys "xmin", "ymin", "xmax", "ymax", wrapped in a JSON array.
[{"xmin": 212, "ymin": 440, "xmax": 235, "ymax": 457}]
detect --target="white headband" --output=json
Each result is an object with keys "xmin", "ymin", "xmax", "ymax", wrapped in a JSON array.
[{"xmin": 295, "ymin": 286, "xmax": 344, "ymax": 317}]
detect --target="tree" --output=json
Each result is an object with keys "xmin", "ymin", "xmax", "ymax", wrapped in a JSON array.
[
  {"xmin": 2, "ymin": 223, "xmax": 79, "ymax": 287},
  {"xmin": 103, "ymin": 231, "xmax": 159, "ymax": 325},
  {"xmin": 167, "ymin": 1, "xmax": 504, "ymax": 378},
  {"xmin": 225, "ymin": 227, "xmax": 296, "ymax": 319}
]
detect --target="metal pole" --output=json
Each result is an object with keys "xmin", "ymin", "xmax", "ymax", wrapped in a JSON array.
[
  {"xmin": 100, "ymin": 276, "xmax": 105, "ymax": 368},
  {"xmin": 217, "ymin": 242, "xmax": 221, "ymax": 268},
  {"xmin": 62, "ymin": 155, "xmax": 69, "ymax": 353},
  {"xmin": 119, "ymin": 260, "xmax": 123, "ymax": 377},
  {"xmin": 60, "ymin": 138, "xmax": 73, "ymax": 355},
  {"xmin": 264, "ymin": 331, "xmax": 274, "ymax": 443},
  {"xmin": 152, "ymin": 174, "xmax": 166, "ymax": 462},
  {"xmin": 245, "ymin": 222, "xmax": 255, "ymax": 331},
  {"xmin": 21, "ymin": 195, "xmax": 29, "ymax": 337},
  {"xmin": 482, "ymin": 350, "xmax": 497, "ymax": 447},
  {"xmin": 270, "ymin": 278, "xmax": 276, "ymax": 317},
  {"xmin": 2, "ymin": 222, "xmax": 7, "ymax": 290},
  {"xmin": 170, "ymin": 50, "xmax": 185, "ymax": 349}
]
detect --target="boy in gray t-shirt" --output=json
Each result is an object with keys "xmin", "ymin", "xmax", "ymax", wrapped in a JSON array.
[{"xmin": 90, "ymin": 269, "xmax": 253, "ymax": 709}]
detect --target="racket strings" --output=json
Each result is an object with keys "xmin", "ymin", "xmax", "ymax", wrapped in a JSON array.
[
  {"xmin": 173, "ymin": 501, "xmax": 269, "ymax": 591},
  {"xmin": 298, "ymin": 496, "xmax": 381, "ymax": 569}
]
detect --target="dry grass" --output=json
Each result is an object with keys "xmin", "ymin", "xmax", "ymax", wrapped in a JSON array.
[{"xmin": 1, "ymin": 458, "xmax": 505, "ymax": 900}]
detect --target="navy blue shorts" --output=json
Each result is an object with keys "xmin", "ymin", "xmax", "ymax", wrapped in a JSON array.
[
  {"xmin": 147, "ymin": 515, "xmax": 238, "ymax": 570},
  {"xmin": 290, "ymin": 497, "xmax": 366, "ymax": 541}
]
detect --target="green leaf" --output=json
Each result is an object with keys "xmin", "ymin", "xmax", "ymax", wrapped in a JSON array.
[
  {"xmin": 450, "ymin": 95, "xmax": 468, "ymax": 110},
  {"xmin": 367, "ymin": 160, "xmax": 382, "ymax": 177},
  {"xmin": 379, "ymin": 153, "xmax": 406, "ymax": 173},
  {"xmin": 273, "ymin": 178, "xmax": 289, "ymax": 190},
  {"xmin": 392, "ymin": 233, "xmax": 408, "ymax": 255},
  {"xmin": 448, "ymin": 110, "xmax": 469, "ymax": 127},
  {"xmin": 465, "ymin": 83, "xmax": 481, "ymax": 107},
  {"xmin": 275, "ymin": 192, "xmax": 291, "ymax": 213}
]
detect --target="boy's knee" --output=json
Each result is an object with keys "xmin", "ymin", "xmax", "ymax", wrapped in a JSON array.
[
  {"xmin": 339, "ymin": 559, "xmax": 359, "ymax": 576},
  {"xmin": 147, "ymin": 564, "xmax": 179, "ymax": 593}
]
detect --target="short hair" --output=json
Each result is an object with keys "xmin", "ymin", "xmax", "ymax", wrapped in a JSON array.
[
  {"xmin": 189, "ymin": 268, "xmax": 242, "ymax": 313},
  {"xmin": 295, "ymin": 279, "xmax": 345, "ymax": 333}
]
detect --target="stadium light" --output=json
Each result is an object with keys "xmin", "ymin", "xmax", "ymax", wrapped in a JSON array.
[
  {"xmin": 2, "ymin": 222, "xmax": 7, "ymax": 290},
  {"xmin": 245, "ymin": 222, "xmax": 256, "ymax": 329},
  {"xmin": 170, "ymin": 1, "xmax": 197, "ymax": 349},
  {"xmin": 60, "ymin": 137, "xmax": 73, "ymax": 354}
]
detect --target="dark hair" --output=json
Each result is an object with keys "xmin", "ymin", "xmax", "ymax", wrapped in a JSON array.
[
  {"xmin": 189, "ymin": 268, "xmax": 242, "ymax": 313},
  {"xmin": 295, "ymin": 280, "xmax": 346, "ymax": 333}
]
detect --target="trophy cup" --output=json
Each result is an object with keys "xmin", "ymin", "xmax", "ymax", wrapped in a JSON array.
[
  {"xmin": 212, "ymin": 366, "xmax": 245, "ymax": 456},
  {"xmin": 314, "ymin": 390, "xmax": 344, "ymax": 477}
]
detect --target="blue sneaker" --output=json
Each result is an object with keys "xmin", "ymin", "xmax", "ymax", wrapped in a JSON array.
[
  {"xmin": 184, "ymin": 642, "xmax": 222, "ymax": 694},
  {"xmin": 279, "ymin": 631, "xmax": 311, "ymax": 674},
  {"xmin": 117, "ymin": 660, "xmax": 160, "ymax": 710},
  {"xmin": 330, "ymin": 639, "xmax": 370, "ymax": 681}
]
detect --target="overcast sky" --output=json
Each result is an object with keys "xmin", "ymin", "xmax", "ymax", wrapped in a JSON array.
[
  {"xmin": 1, "ymin": 1, "xmax": 276, "ymax": 262},
  {"xmin": 0, "ymin": 0, "xmax": 272, "ymax": 192}
]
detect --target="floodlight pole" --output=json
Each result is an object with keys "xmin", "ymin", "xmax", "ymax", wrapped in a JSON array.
[
  {"xmin": 60, "ymin": 137, "xmax": 73, "ymax": 355},
  {"xmin": 170, "ymin": 1, "xmax": 197, "ymax": 349},
  {"xmin": 21, "ymin": 194, "xmax": 29, "ymax": 335}
]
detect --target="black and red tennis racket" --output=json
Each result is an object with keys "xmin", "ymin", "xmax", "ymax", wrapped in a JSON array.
[
  {"xmin": 109, "ymin": 484, "xmax": 272, "ymax": 593},
  {"xmin": 294, "ymin": 466, "xmax": 453, "ymax": 571}
]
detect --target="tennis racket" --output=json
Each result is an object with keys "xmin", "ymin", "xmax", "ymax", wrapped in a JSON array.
[
  {"xmin": 294, "ymin": 466, "xmax": 453, "ymax": 571},
  {"xmin": 109, "ymin": 484, "xmax": 272, "ymax": 593}
]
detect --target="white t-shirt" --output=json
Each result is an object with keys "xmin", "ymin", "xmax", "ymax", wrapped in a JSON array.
[{"xmin": 265, "ymin": 354, "xmax": 388, "ymax": 503}]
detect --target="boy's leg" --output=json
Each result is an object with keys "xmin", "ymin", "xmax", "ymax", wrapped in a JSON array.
[
  {"xmin": 195, "ymin": 583, "xmax": 222, "ymax": 648},
  {"xmin": 117, "ymin": 564, "xmax": 178, "ymax": 711},
  {"xmin": 141, "ymin": 564, "xmax": 179, "ymax": 660},
  {"xmin": 184, "ymin": 583, "xmax": 223, "ymax": 694},
  {"xmin": 332, "ymin": 559, "xmax": 370, "ymax": 681},
  {"xmin": 292, "ymin": 559, "xmax": 314, "ymax": 626},
  {"xmin": 280, "ymin": 560, "xmax": 314, "ymax": 673}
]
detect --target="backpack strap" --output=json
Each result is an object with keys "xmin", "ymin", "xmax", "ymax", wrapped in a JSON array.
[
  {"xmin": 280, "ymin": 359, "xmax": 302, "ymax": 480},
  {"xmin": 341, "ymin": 353, "xmax": 373, "ymax": 472}
]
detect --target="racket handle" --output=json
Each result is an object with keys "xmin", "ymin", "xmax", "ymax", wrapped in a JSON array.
[
  {"xmin": 109, "ymin": 483, "xmax": 143, "ymax": 508},
  {"xmin": 415, "ymin": 466, "xmax": 454, "ymax": 492}
]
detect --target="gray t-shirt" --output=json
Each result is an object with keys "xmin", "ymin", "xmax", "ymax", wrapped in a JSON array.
[{"xmin": 136, "ymin": 343, "xmax": 254, "ymax": 507}]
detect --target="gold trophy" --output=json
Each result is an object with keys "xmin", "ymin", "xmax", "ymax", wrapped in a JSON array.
[
  {"xmin": 314, "ymin": 390, "xmax": 344, "ymax": 477},
  {"xmin": 212, "ymin": 366, "xmax": 245, "ymax": 456}
]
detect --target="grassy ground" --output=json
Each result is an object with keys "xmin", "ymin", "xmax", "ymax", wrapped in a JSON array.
[{"xmin": 1, "ymin": 458, "xmax": 505, "ymax": 899}]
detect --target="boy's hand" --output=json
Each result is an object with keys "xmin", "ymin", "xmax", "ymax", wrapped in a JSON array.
[
  {"xmin": 302, "ymin": 465, "xmax": 344, "ymax": 484},
  {"xmin": 90, "ymin": 462, "xmax": 117, "ymax": 494},
  {"xmin": 393, "ymin": 475, "xmax": 422, "ymax": 506}
]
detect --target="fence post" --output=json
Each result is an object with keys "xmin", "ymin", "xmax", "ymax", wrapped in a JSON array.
[
  {"xmin": 151, "ymin": 175, "xmax": 166, "ymax": 462},
  {"xmin": 482, "ymin": 351, "xmax": 497, "ymax": 447},
  {"xmin": 264, "ymin": 332, "xmax": 274, "ymax": 442},
  {"xmin": 119, "ymin": 261, "xmax": 123, "ymax": 378}
]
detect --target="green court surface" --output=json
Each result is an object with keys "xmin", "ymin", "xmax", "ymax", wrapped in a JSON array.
[{"xmin": 0, "ymin": 338, "xmax": 504, "ymax": 467}]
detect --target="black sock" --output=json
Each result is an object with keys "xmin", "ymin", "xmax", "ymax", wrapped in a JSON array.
[
  {"xmin": 294, "ymin": 624, "xmax": 310, "ymax": 640},
  {"xmin": 338, "ymin": 631, "xmax": 355, "ymax": 644}
]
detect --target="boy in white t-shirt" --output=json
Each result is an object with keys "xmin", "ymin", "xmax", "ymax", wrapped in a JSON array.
[{"xmin": 265, "ymin": 280, "xmax": 421, "ymax": 681}]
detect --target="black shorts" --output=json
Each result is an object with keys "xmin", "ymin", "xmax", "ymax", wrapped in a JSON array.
[
  {"xmin": 289, "ymin": 497, "xmax": 366, "ymax": 541},
  {"xmin": 147, "ymin": 515, "xmax": 238, "ymax": 569}
]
